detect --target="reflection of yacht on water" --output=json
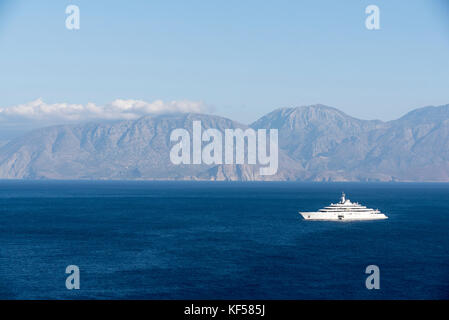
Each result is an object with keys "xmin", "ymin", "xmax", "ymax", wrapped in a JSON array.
[{"xmin": 299, "ymin": 193, "xmax": 388, "ymax": 221}]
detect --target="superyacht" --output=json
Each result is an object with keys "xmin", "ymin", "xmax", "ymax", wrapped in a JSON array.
[{"xmin": 299, "ymin": 193, "xmax": 388, "ymax": 221}]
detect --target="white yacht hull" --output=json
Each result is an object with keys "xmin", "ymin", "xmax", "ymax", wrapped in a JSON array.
[{"xmin": 299, "ymin": 211, "xmax": 388, "ymax": 221}]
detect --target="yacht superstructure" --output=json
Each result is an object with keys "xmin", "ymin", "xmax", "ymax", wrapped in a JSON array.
[{"xmin": 299, "ymin": 193, "xmax": 388, "ymax": 221}]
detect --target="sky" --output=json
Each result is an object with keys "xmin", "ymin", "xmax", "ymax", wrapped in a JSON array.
[{"xmin": 0, "ymin": 0, "xmax": 448, "ymax": 138}]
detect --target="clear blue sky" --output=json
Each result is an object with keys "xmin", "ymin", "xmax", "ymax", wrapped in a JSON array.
[{"xmin": 0, "ymin": 0, "xmax": 448, "ymax": 127}]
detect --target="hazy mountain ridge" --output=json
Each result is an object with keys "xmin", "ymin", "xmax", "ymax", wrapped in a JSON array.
[
  {"xmin": 0, "ymin": 104, "xmax": 448, "ymax": 181},
  {"xmin": 0, "ymin": 113, "xmax": 302, "ymax": 180},
  {"xmin": 252, "ymin": 104, "xmax": 449, "ymax": 181}
]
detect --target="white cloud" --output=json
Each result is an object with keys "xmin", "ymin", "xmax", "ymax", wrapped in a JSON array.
[{"xmin": 0, "ymin": 98, "xmax": 208, "ymax": 123}]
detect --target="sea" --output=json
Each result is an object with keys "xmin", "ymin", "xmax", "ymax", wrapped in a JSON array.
[{"xmin": 0, "ymin": 181, "xmax": 448, "ymax": 299}]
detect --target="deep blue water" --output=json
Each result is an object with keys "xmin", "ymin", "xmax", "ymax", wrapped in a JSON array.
[{"xmin": 0, "ymin": 181, "xmax": 448, "ymax": 299}]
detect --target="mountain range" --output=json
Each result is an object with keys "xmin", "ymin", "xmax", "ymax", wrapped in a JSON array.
[{"xmin": 0, "ymin": 104, "xmax": 448, "ymax": 181}]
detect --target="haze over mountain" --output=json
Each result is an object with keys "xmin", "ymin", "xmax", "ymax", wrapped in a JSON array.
[
  {"xmin": 252, "ymin": 104, "xmax": 449, "ymax": 181},
  {"xmin": 0, "ymin": 104, "xmax": 448, "ymax": 181}
]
